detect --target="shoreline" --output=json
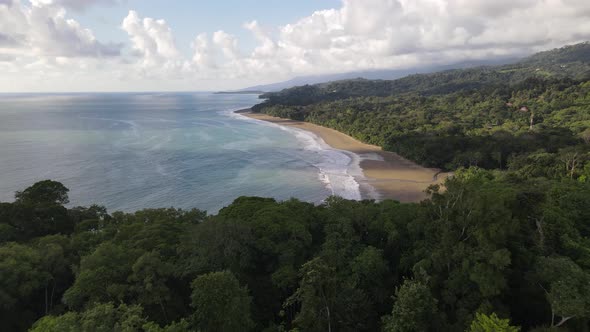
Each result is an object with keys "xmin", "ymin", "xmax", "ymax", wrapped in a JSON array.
[{"xmin": 240, "ymin": 110, "xmax": 449, "ymax": 203}]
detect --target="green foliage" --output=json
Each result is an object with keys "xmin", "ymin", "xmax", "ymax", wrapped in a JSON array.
[
  {"xmin": 536, "ymin": 256, "xmax": 590, "ymax": 326},
  {"xmin": 468, "ymin": 313, "xmax": 520, "ymax": 332},
  {"xmin": 15, "ymin": 180, "xmax": 70, "ymax": 205},
  {"xmin": 29, "ymin": 303, "xmax": 147, "ymax": 332},
  {"xmin": 0, "ymin": 243, "xmax": 45, "ymax": 309},
  {"xmin": 143, "ymin": 320, "xmax": 192, "ymax": 332},
  {"xmin": 29, "ymin": 312, "xmax": 79, "ymax": 332},
  {"xmin": 257, "ymin": 43, "xmax": 590, "ymax": 107},
  {"xmin": 382, "ymin": 278, "xmax": 438, "ymax": 332},
  {"xmin": 129, "ymin": 251, "xmax": 175, "ymax": 322},
  {"xmin": 63, "ymin": 242, "xmax": 138, "ymax": 308},
  {"xmin": 190, "ymin": 271, "xmax": 254, "ymax": 332},
  {"xmin": 285, "ymin": 257, "xmax": 338, "ymax": 332},
  {"xmin": 254, "ymin": 44, "xmax": 590, "ymax": 174}
]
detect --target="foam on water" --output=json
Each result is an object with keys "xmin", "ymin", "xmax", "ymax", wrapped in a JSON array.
[{"xmin": 226, "ymin": 110, "xmax": 378, "ymax": 201}]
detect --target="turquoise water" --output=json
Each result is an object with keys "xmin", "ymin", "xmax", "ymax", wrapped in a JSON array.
[{"xmin": 0, "ymin": 92, "xmax": 365, "ymax": 213}]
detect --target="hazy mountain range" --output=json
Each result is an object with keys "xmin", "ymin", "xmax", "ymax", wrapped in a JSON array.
[{"xmin": 237, "ymin": 57, "xmax": 520, "ymax": 92}]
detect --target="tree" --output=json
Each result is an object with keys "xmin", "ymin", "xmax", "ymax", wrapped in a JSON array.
[
  {"xmin": 350, "ymin": 246, "xmax": 391, "ymax": 306},
  {"xmin": 468, "ymin": 313, "xmax": 520, "ymax": 332},
  {"xmin": 177, "ymin": 217, "xmax": 255, "ymax": 279},
  {"xmin": 419, "ymin": 170, "xmax": 518, "ymax": 327},
  {"xmin": 190, "ymin": 271, "xmax": 253, "ymax": 332},
  {"xmin": 0, "ymin": 243, "xmax": 45, "ymax": 309},
  {"xmin": 536, "ymin": 256, "xmax": 590, "ymax": 327},
  {"xmin": 129, "ymin": 251, "xmax": 174, "ymax": 322},
  {"xmin": 382, "ymin": 278, "xmax": 437, "ymax": 332},
  {"xmin": 63, "ymin": 243, "xmax": 137, "ymax": 308},
  {"xmin": 1, "ymin": 197, "xmax": 73, "ymax": 240},
  {"xmin": 29, "ymin": 312, "xmax": 79, "ymax": 332},
  {"xmin": 29, "ymin": 303, "xmax": 147, "ymax": 332},
  {"xmin": 79, "ymin": 303, "xmax": 146, "ymax": 332},
  {"xmin": 286, "ymin": 257, "xmax": 338, "ymax": 332},
  {"xmin": 15, "ymin": 180, "xmax": 69, "ymax": 205},
  {"xmin": 0, "ymin": 222, "xmax": 17, "ymax": 244},
  {"xmin": 35, "ymin": 235, "xmax": 72, "ymax": 315},
  {"xmin": 559, "ymin": 148, "xmax": 582, "ymax": 179},
  {"xmin": 143, "ymin": 319, "xmax": 192, "ymax": 332},
  {"xmin": 580, "ymin": 128, "xmax": 590, "ymax": 144}
]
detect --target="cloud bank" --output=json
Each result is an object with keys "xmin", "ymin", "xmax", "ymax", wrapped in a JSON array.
[
  {"xmin": 0, "ymin": 0, "xmax": 121, "ymax": 59},
  {"xmin": 1, "ymin": 0, "xmax": 590, "ymax": 91}
]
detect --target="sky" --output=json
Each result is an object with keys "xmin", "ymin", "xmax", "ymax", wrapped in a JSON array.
[{"xmin": 1, "ymin": 0, "xmax": 590, "ymax": 92}]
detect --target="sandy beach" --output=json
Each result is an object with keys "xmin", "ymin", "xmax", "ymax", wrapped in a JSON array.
[{"xmin": 242, "ymin": 111, "xmax": 449, "ymax": 203}]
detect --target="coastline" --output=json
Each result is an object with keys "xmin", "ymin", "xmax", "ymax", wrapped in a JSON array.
[{"xmin": 240, "ymin": 110, "xmax": 449, "ymax": 203}]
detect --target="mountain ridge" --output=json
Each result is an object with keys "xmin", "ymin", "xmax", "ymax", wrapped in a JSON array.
[
  {"xmin": 252, "ymin": 41, "xmax": 590, "ymax": 173},
  {"xmin": 238, "ymin": 57, "xmax": 520, "ymax": 92},
  {"xmin": 254, "ymin": 42, "xmax": 590, "ymax": 106}
]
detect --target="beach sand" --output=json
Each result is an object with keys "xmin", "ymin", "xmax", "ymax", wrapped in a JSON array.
[{"xmin": 243, "ymin": 111, "xmax": 449, "ymax": 203}]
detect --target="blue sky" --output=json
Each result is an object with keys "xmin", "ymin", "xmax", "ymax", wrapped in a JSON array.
[{"xmin": 0, "ymin": 0, "xmax": 589, "ymax": 92}]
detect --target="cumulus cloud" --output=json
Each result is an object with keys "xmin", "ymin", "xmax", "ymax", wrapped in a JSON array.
[
  {"xmin": 130, "ymin": 0, "xmax": 590, "ymax": 84},
  {"xmin": 257, "ymin": 0, "xmax": 590, "ymax": 75},
  {"xmin": 191, "ymin": 33, "xmax": 215, "ymax": 69},
  {"xmin": 32, "ymin": 0, "xmax": 117, "ymax": 11},
  {"xmin": 122, "ymin": 10, "xmax": 180, "ymax": 67},
  {"xmin": 212, "ymin": 30, "xmax": 240, "ymax": 60},
  {"xmin": 2, "ymin": 0, "xmax": 590, "ymax": 91},
  {"xmin": 244, "ymin": 21, "xmax": 276, "ymax": 57},
  {"xmin": 86, "ymin": 0, "xmax": 590, "ymax": 84},
  {"xmin": 0, "ymin": 0, "xmax": 121, "ymax": 59},
  {"xmin": 29, "ymin": 4, "xmax": 121, "ymax": 57}
]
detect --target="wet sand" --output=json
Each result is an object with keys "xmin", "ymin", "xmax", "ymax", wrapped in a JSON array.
[{"xmin": 242, "ymin": 111, "xmax": 449, "ymax": 202}]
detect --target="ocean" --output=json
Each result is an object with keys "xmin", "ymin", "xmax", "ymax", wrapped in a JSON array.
[{"xmin": 0, "ymin": 92, "xmax": 364, "ymax": 213}]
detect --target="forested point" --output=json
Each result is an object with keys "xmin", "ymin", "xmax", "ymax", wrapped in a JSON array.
[
  {"xmin": 252, "ymin": 42, "xmax": 590, "ymax": 174},
  {"xmin": 2, "ymin": 42, "xmax": 590, "ymax": 332}
]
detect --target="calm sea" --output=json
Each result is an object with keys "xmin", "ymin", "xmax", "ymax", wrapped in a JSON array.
[{"xmin": 0, "ymin": 92, "xmax": 363, "ymax": 213}]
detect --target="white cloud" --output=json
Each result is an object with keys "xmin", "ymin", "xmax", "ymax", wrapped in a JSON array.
[
  {"xmin": 32, "ymin": 0, "xmax": 117, "ymax": 11},
  {"xmin": 244, "ymin": 20, "xmax": 276, "ymax": 58},
  {"xmin": 1, "ymin": 0, "xmax": 590, "ymax": 91},
  {"xmin": 191, "ymin": 33, "xmax": 215, "ymax": 69},
  {"xmin": 122, "ymin": 10, "xmax": 180, "ymax": 65},
  {"xmin": 30, "ymin": 5, "xmax": 121, "ymax": 57},
  {"xmin": 341, "ymin": 0, "xmax": 402, "ymax": 35},
  {"xmin": 119, "ymin": 10, "xmax": 196, "ymax": 81},
  {"xmin": 212, "ymin": 30, "xmax": 239, "ymax": 60},
  {"xmin": 0, "ymin": 0, "xmax": 121, "ymax": 59},
  {"xmin": 236, "ymin": 0, "xmax": 590, "ymax": 77}
]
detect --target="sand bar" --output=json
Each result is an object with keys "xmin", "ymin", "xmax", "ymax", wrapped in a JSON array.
[{"xmin": 242, "ymin": 111, "xmax": 449, "ymax": 203}]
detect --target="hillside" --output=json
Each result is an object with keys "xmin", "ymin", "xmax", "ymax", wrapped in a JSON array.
[
  {"xmin": 254, "ymin": 42, "xmax": 590, "ymax": 106},
  {"xmin": 253, "ymin": 42, "xmax": 590, "ymax": 172}
]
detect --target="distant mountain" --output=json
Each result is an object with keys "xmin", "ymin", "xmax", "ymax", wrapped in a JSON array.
[
  {"xmin": 214, "ymin": 90, "xmax": 265, "ymax": 95},
  {"xmin": 254, "ymin": 42, "xmax": 590, "ymax": 107},
  {"xmin": 240, "ymin": 58, "xmax": 519, "ymax": 92},
  {"xmin": 522, "ymin": 41, "xmax": 590, "ymax": 66},
  {"xmin": 501, "ymin": 41, "xmax": 590, "ymax": 80}
]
